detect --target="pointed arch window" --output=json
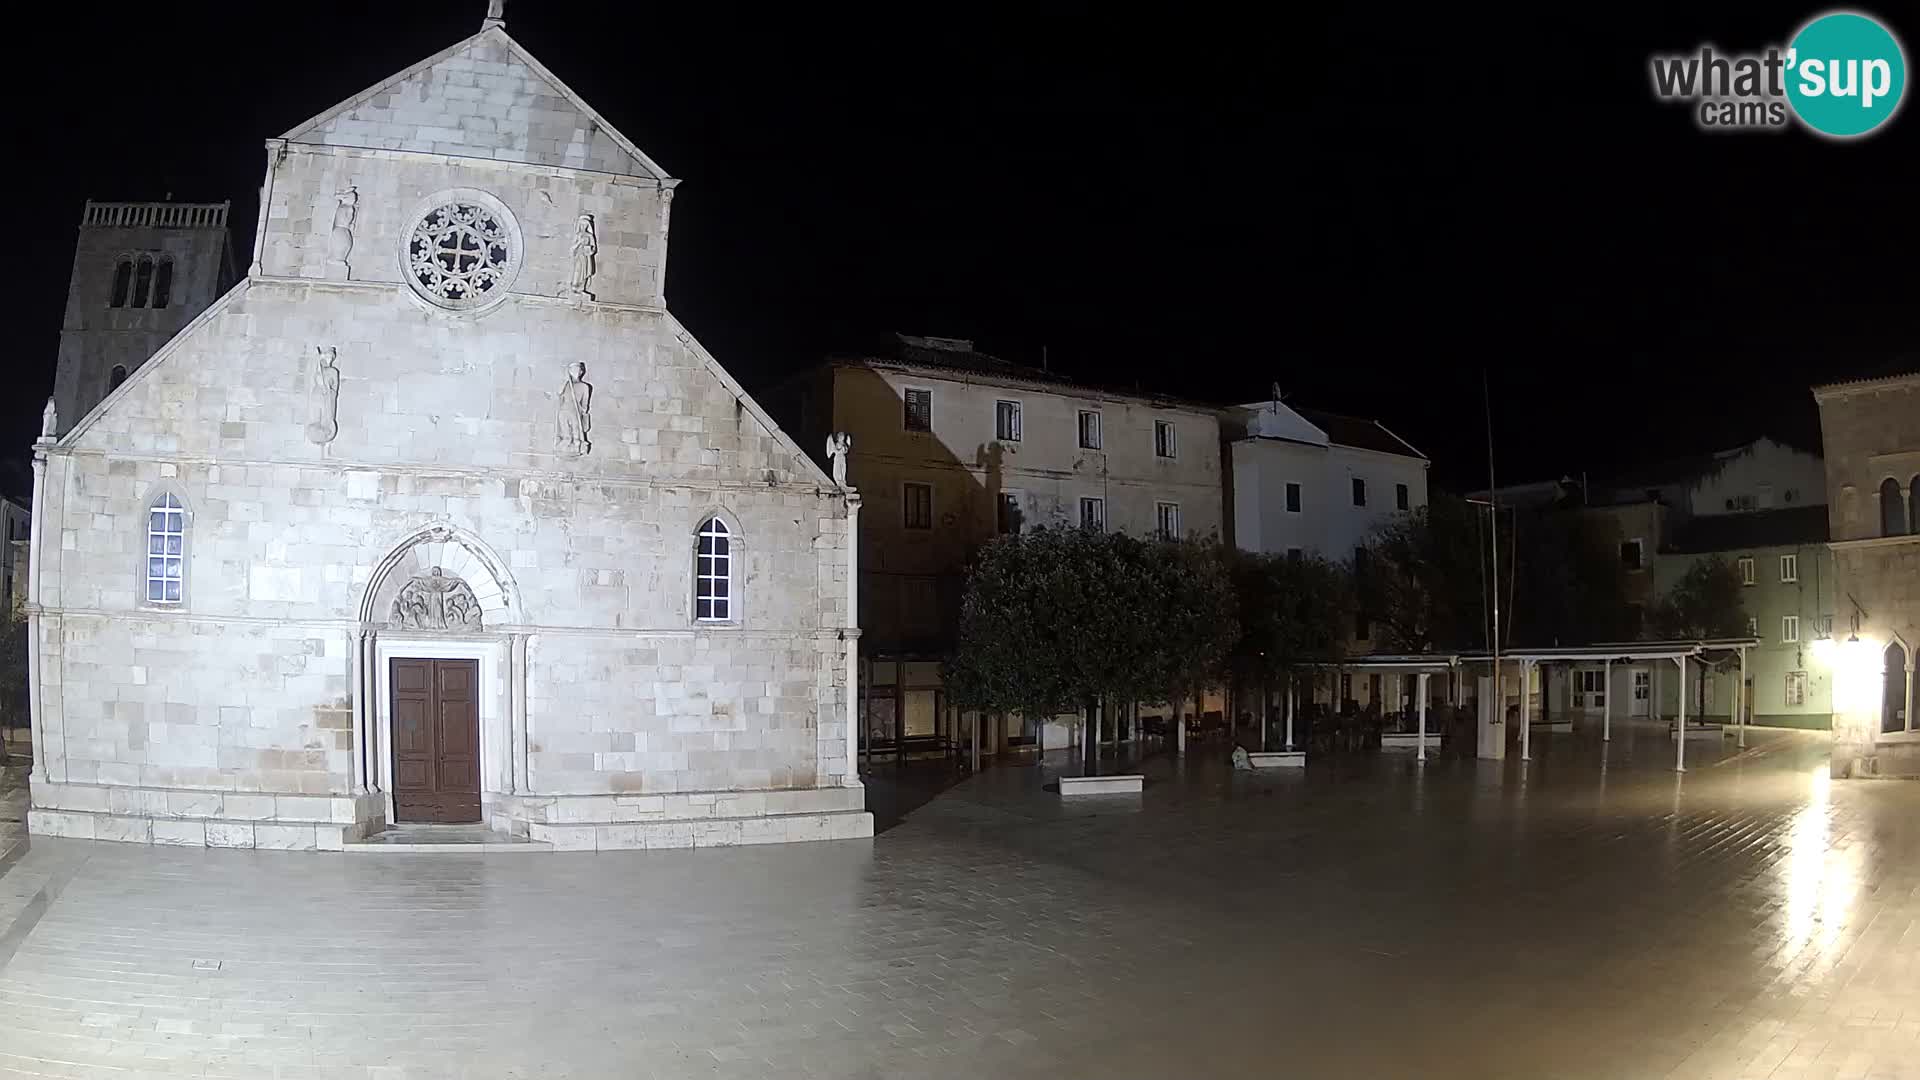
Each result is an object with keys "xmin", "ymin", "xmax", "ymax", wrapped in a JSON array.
[
  {"xmin": 145, "ymin": 494, "xmax": 186, "ymax": 604},
  {"xmin": 108, "ymin": 365, "xmax": 129, "ymax": 391},
  {"xmin": 695, "ymin": 517, "xmax": 733, "ymax": 622},
  {"xmin": 1881, "ymin": 477, "xmax": 1908, "ymax": 537},
  {"xmin": 150, "ymin": 257, "xmax": 174, "ymax": 308},
  {"xmin": 109, "ymin": 259, "xmax": 133, "ymax": 307},
  {"xmin": 133, "ymin": 256, "xmax": 156, "ymax": 309}
]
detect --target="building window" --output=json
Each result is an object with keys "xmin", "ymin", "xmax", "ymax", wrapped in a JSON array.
[
  {"xmin": 1351, "ymin": 478, "xmax": 1366, "ymax": 506},
  {"xmin": 694, "ymin": 516, "xmax": 732, "ymax": 621},
  {"xmin": 1912, "ymin": 475, "xmax": 1919, "ymax": 533},
  {"xmin": 1154, "ymin": 419, "xmax": 1176, "ymax": 459},
  {"xmin": 1286, "ymin": 548, "xmax": 1303, "ymax": 562},
  {"xmin": 108, "ymin": 365, "xmax": 129, "ymax": 391},
  {"xmin": 1781, "ymin": 615, "xmax": 1800, "ymax": 643},
  {"xmin": 145, "ymin": 494, "xmax": 186, "ymax": 604},
  {"xmin": 903, "ymin": 482, "xmax": 933, "ymax": 530},
  {"xmin": 133, "ymin": 256, "xmax": 155, "ymax": 308},
  {"xmin": 150, "ymin": 258, "xmax": 173, "ymax": 308},
  {"xmin": 997, "ymin": 491, "xmax": 1022, "ymax": 535},
  {"xmin": 1881, "ymin": 477, "xmax": 1908, "ymax": 536},
  {"xmin": 1737, "ymin": 556, "xmax": 1756, "ymax": 585},
  {"xmin": 1785, "ymin": 670, "xmax": 1807, "ymax": 707},
  {"xmin": 1883, "ymin": 641, "xmax": 1911, "ymax": 734},
  {"xmin": 109, "ymin": 259, "xmax": 133, "ymax": 307},
  {"xmin": 1395, "ymin": 483, "xmax": 1410, "ymax": 511},
  {"xmin": 1285, "ymin": 483, "xmax": 1302, "ymax": 513},
  {"xmin": 1577, "ymin": 669, "xmax": 1606, "ymax": 706},
  {"xmin": 1156, "ymin": 502, "xmax": 1182, "ymax": 541},
  {"xmin": 995, "ymin": 400, "xmax": 1022, "ymax": 442},
  {"xmin": 1620, "ymin": 539, "xmax": 1644, "ymax": 571},
  {"xmin": 1746, "ymin": 616, "xmax": 1759, "ymax": 638},
  {"xmin": 1077, "ymin": 410, "xmax": 1102, "ymax": 450},
  {"xmin": 1779, "ymin": 554, "xmax": 1798, "ymax": 583},
  {"xmin": 903, "ymin": 388, "xmax": 933, "ymax": 432},
  {"xmin": 1079, "ymin": 497, "xmax": 1105, "ymax": 532}
]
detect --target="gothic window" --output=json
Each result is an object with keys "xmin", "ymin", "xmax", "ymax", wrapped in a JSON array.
[
  {"xmin": 151, "ymin": 258, "xmax": 174, "ymax": 308},
  {"xmin": 405, "ymin": 197, "xmax": 517, "ymax": 310},
  {"xmin": 1911, "ymin": 476, "xmax": 1918, "ymax": 534},
  {"xmin": 133, "ymin": 256, "xmax": 155, "ymax": 308},
  {"xmin": 1881, "ymin": 477, "xmax": 1908, "ymax": 536},
  {"xmin": 110, "ymin": 259, "xmax": 133, "ymax": 307},
  {"xmin": 1884, "ymin": 641, "xmax": 1911, "ymax": 735},
  {"xmin": 695, "ymin": 517, "xmax": 733, "ymax": 622},
  {"xmin": 145, "ymin": 493, "xmax": 186, "ymax": 604},
  {"xmin": 109, "ymin": 365, "xmax": 128, "ymax": 391}
]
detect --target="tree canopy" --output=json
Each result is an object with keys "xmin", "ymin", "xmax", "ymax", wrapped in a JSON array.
[
  {"xmin": 1648, "ymin": 555, "xmax": 1748, "ymax": 640},
  {"xmin": 1229, "ymin": 549, "xmax": 1353, "ymax": 681}
]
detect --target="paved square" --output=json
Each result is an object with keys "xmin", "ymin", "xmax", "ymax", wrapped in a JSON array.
[{"xmin": 3, "ymin": 726, "xmax": 1917, "ymax": 1079}]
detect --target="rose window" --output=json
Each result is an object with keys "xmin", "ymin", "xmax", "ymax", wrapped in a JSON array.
[{"xmin": 405, "ymin": 201, "xmax": 515, "ymax": 309}]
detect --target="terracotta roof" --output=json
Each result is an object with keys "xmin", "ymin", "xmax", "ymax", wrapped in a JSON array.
[
  {"xmin": 1663, "ymin": 505, "xmax": 1829, "ymax": 554},
  {"xmin": 1292, "ymin": 408, "xmax": 1426, "ymax": 459}
]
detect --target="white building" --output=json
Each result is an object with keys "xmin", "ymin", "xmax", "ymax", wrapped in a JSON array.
[
  {"xmin": 23, "ymin": 12, "xmax": 870, "ymax": 850},
  {"xmin": 1225, "ymin": 394, "xmax": 1429, "ymax": 562}
]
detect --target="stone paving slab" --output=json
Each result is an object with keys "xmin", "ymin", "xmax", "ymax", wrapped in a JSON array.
[{"xmin": 1, "ymin": 724, "xmax": 1916, "ymax": 1079}]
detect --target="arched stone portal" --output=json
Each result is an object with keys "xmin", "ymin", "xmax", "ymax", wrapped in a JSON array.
[{"xmin": 351, "ymin": 525, "xmax": 527, "ymax": 830}]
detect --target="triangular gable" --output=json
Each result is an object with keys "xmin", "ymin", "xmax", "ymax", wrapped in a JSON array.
[
  {"xmin": 666, "ymin": 315, "xmax": 838, "ymax": 492},
  {"xmin": 279, "ymin": 27, "xmax": 671, "ymax": 181}
]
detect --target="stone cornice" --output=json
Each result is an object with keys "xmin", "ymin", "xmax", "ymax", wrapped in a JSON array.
[{"xmin": 33, "ymin": 604, "xmax": 845, "ymax": 640}]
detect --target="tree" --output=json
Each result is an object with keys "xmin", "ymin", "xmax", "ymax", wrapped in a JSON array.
[
  {"xmin": 1507, "ymin": 508, "xmax": 1637, "ymax": 646},
  {"xmin": 945, "ymin": 528, "xmax": 1236, "ymax": 773},
  {"xmin": 1648, "ymin": 555, "xmax": 1747, "ymax": 640},
  {"xmin": 1358, "ymin": 495, "xmax": 1486, "ymax": 652},
  {"xmin": 0, "ymin": 609, "xmax": 25, "ymax": 767},
  {"xmin": 1229, "ymin": 550, "xmax": 1352, "ymax": 681}
]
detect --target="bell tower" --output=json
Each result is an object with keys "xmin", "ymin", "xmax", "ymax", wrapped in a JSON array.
[{"xmin": 51, "ymin": 200, "xmax": 236, "ymax": 435}]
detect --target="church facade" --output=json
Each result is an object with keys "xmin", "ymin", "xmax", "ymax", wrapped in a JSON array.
[{"xmin": 23, "ymin": 16, "xmax": 870, "ymax": 849}]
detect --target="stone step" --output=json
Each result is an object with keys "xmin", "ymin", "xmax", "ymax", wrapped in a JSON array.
[{"xmin": 344, "ymin": 824, "xmax": 552, "ymax": 853}]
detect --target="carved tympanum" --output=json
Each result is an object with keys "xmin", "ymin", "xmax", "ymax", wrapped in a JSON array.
[{"xmin": 389, "ymin": 567, "xmax": 484, "ymax": 631}]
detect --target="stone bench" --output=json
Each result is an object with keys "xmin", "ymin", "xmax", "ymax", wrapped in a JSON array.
[
  {"xmin": 1058, "ymin": 774, "xmax": 1145, "ymax": 796},
  {"xmin": 1246, "ymin": 751, "xmax": 1306, "ymax": 768}
]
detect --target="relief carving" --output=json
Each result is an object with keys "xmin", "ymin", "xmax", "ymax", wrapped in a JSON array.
[
  {"xmin": 566, "ymin": 214, "xmax": 598, "ymax": 301},
  {"xmin": 327, "ymin": 186, "xmax": 358, "ymax": 280},
  {"xmin": 826, "ymin": 431, "xmax": 853, "ymax": 488},
  {"xmin": 306, "ymin": 346, "xmax": 340, "ymax": 445},
  {"xmin": 389, "ymin": 567, "xmax": 484, "ymax": 631},
  {"xmin": 555, "ymin": 362, "xmax": 592, "ymax": 458}
]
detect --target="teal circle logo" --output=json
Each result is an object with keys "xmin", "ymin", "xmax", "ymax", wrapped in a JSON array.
[{"xmin": 1786, "ymin": 11, "xmax": 1907, "ymax": 137}]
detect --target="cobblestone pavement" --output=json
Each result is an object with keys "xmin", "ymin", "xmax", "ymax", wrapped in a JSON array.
[{"xmin": 1, "ymin": 725, "xmax": 1916, "ymax": 1080}]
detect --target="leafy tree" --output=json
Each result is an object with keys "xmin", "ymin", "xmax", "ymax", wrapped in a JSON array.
[
  {"xmin": 0, "ymin": 610, "xmax": 25, "ymax": 766},
  {"xmin": 1358, "ymin": 494, "xmax": 1486, "ymax": 652},
  {"xmin": 945, "ymin": 528, "xmax": 1236, "ymax": 772},
  {"xmin": 1507, "ymin": 508, "xmax": 1637, "ymax": 646},
  {"xmin": 1648, "ymin": 555, "xmax": 1747, "ymax": 640},
  {"xmin": 1229, "ymin": 550, "xmax": 1353, "ymax": 681}
]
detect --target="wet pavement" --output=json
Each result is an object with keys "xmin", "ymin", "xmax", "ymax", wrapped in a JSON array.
[{"xmin": 1, "ymin": 723, "xmax": 1916, "ymax": 1079}]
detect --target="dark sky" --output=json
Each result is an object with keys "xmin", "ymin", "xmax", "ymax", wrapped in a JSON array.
[{"xmin": 9, "ymin": 0, "xmax": 1915, "ymax": 500}]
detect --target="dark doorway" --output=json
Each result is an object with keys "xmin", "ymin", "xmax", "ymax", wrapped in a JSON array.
[{"xmin": 390, "ymin": 657, "xmax": 481, "ymax": 823}]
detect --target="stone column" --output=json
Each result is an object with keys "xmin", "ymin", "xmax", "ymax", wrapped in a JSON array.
[
  {"xmin": 24, "ymin": 445, "xmax": 51, "ymax": 783},
  {"xmin": 1416, "ymin": 672, "xmax": 1430, "ymax": 762},
  {"xmin": 349, "ymin": 627, "xmax": 368, "ymax": 794},
  {"xmin": 511, "ymin": 632, "xmax": 531, "ymax": 793},
  {"xmin": 1675, "ymin": 655, "xmax": 1688, "ymax": 773},
  {"xmin": 654, "ymin": 185, "xmax": 676, "ymax": 306},
  {"xmin": 844, "ymin": 493, "xmax": 862, "ymax": 786}
]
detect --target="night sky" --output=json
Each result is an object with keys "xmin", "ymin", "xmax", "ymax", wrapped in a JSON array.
[{"xmin": 8, "ymin": 0, "xmax": 1914, "ymax": 501}]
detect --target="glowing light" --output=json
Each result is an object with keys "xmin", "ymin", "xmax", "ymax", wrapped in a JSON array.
[{"xmin": 1825, "ymin": 636, "xmax": 1885, "ymax": 714}]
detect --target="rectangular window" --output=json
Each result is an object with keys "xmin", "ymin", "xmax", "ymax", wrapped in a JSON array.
[
  {"xmin": 1737, "ymin": 556, "xmax": 1756, "ymax": 585},
  {"xmin": 997, "ymin": 491, "xmax": 1022, "ymax": 535},
  {"xmin": 1779, "ymin": 554, "xmax": 1798, "ymax": 583},
  {"xmin": 1156, "ymin": 502, "xmax": 1182, "ymax": 541},
  {"xmin": 995, "ymin": 400, "xmax": 1022, "ymax": 442},
  {"xmin": 1285, "ymin": 482, "xmax": 1302, "ymax": 513},
  {"xmin": 145, "ymin": 496, "xmax": 185, "ymax": 604},
  {"xmin": 1154, "ymin": 419, "xmax": 1176, "ymax": 459},
  {"xmin": 1785, "ymin": 670, "xmax": 1807, "ymax": 707},
  {"xmin": 1396, "ymin": 483, "xmax": 1410, "ymax": 511},
  {"xmin": 1352, "ymin": 478, "xmax": 1366, "ymax": 506},
  {"xmin": 1620, "ymin": 540, "xmax": 1644, "ymax": 571},
  {"xmin": 903, "ymin": 388, "xmax": 933, "ymax": 432},
  {"xmin": 903, "ymin": 482, "xmax": 933, "ymax": 530},
  {"xmin": 695, "ymin": 518, "xmax": 732, "ymax": 621},
  {"xmin": 1747, "ymin": 616, "xmax": 1759, "ymax": 638},
  {"xmin": 1781, "ymin": 615, "xmax": 1800, "ymax": 643},
  {"xmin": 1077, "ymin": 410, "xmax": 1102, "ymax": 450},
  {"xmin": 1079, "ymin": 497, "xmax": 1105, "ymax": 532}
]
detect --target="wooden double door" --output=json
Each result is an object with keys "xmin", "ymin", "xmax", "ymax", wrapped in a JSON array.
[{"xmin": 390, "ymin": 658, "xmax": 481, "ymax": 823}]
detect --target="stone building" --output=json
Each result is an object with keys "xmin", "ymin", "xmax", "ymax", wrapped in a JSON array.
[
  {"xmin": 779, "ymin": 334, "xmax": 1224, "ymax": 752},
  {"xmin": 1813, "ymin": 370, "xmax": 1919, "ymax": 779},
  {"xmin": 51, "ymin": 201, "xmax": 238, "ymax": 437},
  {"xmin": 23, "ymin": 12, "xmax": 869, "ymax": 849}
]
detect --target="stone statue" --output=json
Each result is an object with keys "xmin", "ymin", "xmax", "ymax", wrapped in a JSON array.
[
  {"xmin": 40, "ymin": 398, "xmax": 57, "ymax": 440},
  {"xmin": 305, "ymin": 347, "xmax": 340, "ymax": 445},
  {"xmin": 485, "ymin": 0, "xmax": 506, "ymax": 23},
  {"xmin": 327, "ymin": 186, "xmax": 358, "ymax": 280},
  {"xmin": 389, "ymin": 568, "xmax": 485, "ymax": 631},
  {"xmin": 825, "ymin": 431, "xmax": 853, "ymax": 488},
  {"xmin": 566, "ymin": 214, "xmax": 597, "ymax": 301},
  {"xmin": 556, "ymin": 362, "xmax": 592, "ymax": 457}
]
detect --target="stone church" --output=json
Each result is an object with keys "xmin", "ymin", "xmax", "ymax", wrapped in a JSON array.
[{"xmin": 24, "ymin": 9, "xmax": 870, "ymax": 849}]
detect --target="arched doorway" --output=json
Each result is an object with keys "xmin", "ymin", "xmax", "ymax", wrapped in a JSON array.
[{"xmin": 354, "ymin": 525, "xmax": 524, "ymax": 827}]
